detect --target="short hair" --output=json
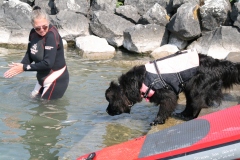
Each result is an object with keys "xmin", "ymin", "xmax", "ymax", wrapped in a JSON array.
[{"xmin": 31, "ymin": 6, "xmax": 50, "ymax": 25}]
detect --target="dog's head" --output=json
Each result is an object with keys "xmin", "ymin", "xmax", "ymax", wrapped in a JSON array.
[{"xmin": 105, "ymin": 81, "xmax": 133, "ymax": 116}]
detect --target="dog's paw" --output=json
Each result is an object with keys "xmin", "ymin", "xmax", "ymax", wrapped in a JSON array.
[
  {"xmin": 172, "ymin": 112, "xmax": 193, "ymax": 121},
  {"xmin": 150, "ymin": 118, "xmax": 165, "ymax": 126}
]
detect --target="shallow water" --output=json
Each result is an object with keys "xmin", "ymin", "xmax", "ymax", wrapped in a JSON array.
[
  {"xmin": 0, "ymin": 47, "xmax": 157, "ymax": 160},
  {"xmin": 0, "ymin": 47, "xmax": 239, "ymax": 160}
]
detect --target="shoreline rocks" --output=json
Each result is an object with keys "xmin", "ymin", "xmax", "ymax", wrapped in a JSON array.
[{"xmin": 1, "ymin": 0, "xmax": 240, "ymax": 60}]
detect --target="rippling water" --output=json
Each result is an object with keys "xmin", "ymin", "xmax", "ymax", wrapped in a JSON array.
[
  {"xmin": 0, "ymin": 47, "xmax": 156, "ymax": 160},
  {"xmin": 1, "ymin": 47, "xmax": 239, "ymax": 160}
]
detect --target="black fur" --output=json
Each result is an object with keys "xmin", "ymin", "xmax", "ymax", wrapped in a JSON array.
[{"xmin": 105, "ymin": 54, "xmax": 240, "ymax": 125}]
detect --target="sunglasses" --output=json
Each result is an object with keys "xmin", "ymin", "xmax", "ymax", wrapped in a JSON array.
[{"xmin": 34, "ymin": 25, "xmax": 48, "ymax": 31}]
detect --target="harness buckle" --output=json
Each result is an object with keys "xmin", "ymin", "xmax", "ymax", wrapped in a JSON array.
[
  {"xmin": 143, "ymin": 83, "xmax": 153, "ymax": 98},
  {"xmin": 180, "ymin": 82, "xmax": 185, "ymax": 88}
]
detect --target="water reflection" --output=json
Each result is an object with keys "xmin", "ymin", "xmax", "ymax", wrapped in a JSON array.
[{"xmin": 20, "ymin": 98, "xmax": 69, "ymax": 160}]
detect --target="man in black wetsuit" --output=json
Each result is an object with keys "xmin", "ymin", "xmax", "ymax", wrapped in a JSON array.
[{"xmin": 4, "ymin": 6, "xmax": 69, "ymax": 100}]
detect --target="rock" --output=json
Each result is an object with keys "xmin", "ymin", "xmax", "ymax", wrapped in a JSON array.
[
  {"xmin": 7, "ymin": 29, "xmax": 29, "ymax": 49},
  {"xmin": 90, "ymin": 10, "xmax": 135, "ymax": 47},
  {"xmin": 188, "ymin": 26, "xmax": 240, "ymax": 59},
  {"xmin": 168, "ymin": 33, "xmax": 188, "ymax": 50},
  {"xmin": 0, "ymin": 27, "xmax": 10, "ymax": 44},
  {"xmin": 2, "ymin": 0, "xmax": 32, "ymax": 29},
  {"xmin": 123, "ymin": 24, "xmax": 168, "ymax": 54},
  {"xmin": 115, "ymin": 5, "xmax": 141, "ymax": 24},
  {"xmin": 90, "ymin": 0, "xmax": 117, "ymax": 13},
  {"xmin": 124, "ymin": 0, "xmax": 169, "ymax": 16},
  {"xmin": 34, "ymin": 0, "xmax": 57, "ymax": 15},
  {"xmin": 55, "ymin": 0, "xmax": 90, "ymax": 16},
  {"xmin": 50, "ymin": 10, "xmax": 90, "ymax": 41},
  {"xmin": 200, "ymin": 0, "xmax": 231, "ymax": 31},
  {"xmin": 138, "ymin": 3, "xmax": 170, "ymax": 26},
  {"xmin": 226, "ymin": 52, "xmax": 240, "ymax": 63},
  {"xmin": 167, "ymin": 3, "xmax": 201, "ymax": 41},
  {"xmin": 0, "ymin": 0, "xmax": 239, "ymax": 58},
  {"xmin": 171, "ymin": 0, "xmax": 200, "ymax": 13},
  {"xmin": 231, "ymin": 2, "xmax": 240, "ymax": 29},
  {"xmin": 0, "ymin": 0, "xmax": 31, "ymax": 48},
  {"xmin": 75, "ymin": 35, "xmax": 115, "ymax": 60},
  {"xmin": 150, "ymin": 44, "xmax": 179, "ymax": 59},
  {"xmin": 62, "ymin": 39, "xmax": 68, "ymax": 49}
]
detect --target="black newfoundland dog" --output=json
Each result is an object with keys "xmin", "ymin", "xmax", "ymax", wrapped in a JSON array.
[{"xmin": 105, "ymin": 49, "xmax": 240, "ymax": 125}]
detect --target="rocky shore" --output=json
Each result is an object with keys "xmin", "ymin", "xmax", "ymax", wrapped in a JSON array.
[{"xmin": 1, "ymin": 0, "xmax": 240, "ymax": 60}]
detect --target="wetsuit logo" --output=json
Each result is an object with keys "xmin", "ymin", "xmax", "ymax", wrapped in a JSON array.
[
  {"xmin": 45, "ymin": 46, "xmax": 54, "ymax": 50},
  {"xmin": 30, "ymin": 44, "xmax": 38, "ymax": 55},
  {"xmin": 26, "ymin": 65, "xmax": 31, "ymax": 70}
]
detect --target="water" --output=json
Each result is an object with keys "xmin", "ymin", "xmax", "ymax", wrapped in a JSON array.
[
  {"xmin": 0, "ymin": 47, "xmax": 156, "ymax": 160},
  {"xmin": 1, "ymin": 47, "xmax": 239, "ymax": 160}
]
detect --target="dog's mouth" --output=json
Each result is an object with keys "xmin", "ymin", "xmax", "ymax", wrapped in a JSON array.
[
  {"xmin": 107, "ymin": 111, "xmax": 120, "ymax": 116},
  {"xmin": 106, "ymin": 109, "xmax": 121, "ymax": 116},
  {"xmin": 106, "ymin": 107, "xmax": 130, "ymax": 116}
]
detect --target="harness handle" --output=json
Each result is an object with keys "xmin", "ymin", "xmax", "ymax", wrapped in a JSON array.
[
  {"xmin": 153, "ymin": 60, "xmax": 169, "ymax": 89},
  {"xmin": 176, "ymin": 72, "xmax": 185, "ymax": 93}
]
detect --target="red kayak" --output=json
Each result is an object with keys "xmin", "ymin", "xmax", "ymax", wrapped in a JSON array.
[{"xmin": 77, "ymin": 105, "xmax": 240, "ymax": 160}]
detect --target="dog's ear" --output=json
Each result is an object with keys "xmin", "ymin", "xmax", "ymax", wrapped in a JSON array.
[
  {"xmin": 110, "ymin": 81, "xmax": 119, "ymax": 88},
  {"xmin": 106, "ymin": 81, "xmax": 119, "ymax": 100}
]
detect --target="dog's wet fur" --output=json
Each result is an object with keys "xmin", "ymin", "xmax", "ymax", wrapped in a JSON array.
[{"xmin": 105, "ymin": 53, "xmax": 240, "ymax": 125}]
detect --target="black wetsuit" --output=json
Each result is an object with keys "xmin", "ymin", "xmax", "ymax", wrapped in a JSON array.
[{"xmin": 21, "ymin": 24, "xmax": 69, "ymax": 100}]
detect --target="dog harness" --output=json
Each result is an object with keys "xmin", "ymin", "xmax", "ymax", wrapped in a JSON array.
[{"xmin": 141, "ymin": 49, "xmax": 199, "ymax": 101}]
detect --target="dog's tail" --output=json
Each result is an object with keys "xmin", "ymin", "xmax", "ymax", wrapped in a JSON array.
[
  {"xmin": 220, "ymin": 61, "xmax": 240, "ymax": 89},
  {"xmin": 224, "ymin": 61, "xmax": 239, "ymax": 88},
  {"xmin": 199, "ymin": 54, "xmax": 240, "ymax": 89}
]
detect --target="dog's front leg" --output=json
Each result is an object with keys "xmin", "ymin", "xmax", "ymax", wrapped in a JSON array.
[{"xmin": 150, "ymin": 90, "xmax": 178, "ymax": 126}]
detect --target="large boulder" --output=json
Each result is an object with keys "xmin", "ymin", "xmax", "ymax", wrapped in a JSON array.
[
  {"xmin": 50, "ymin": 10, "xmax": 90, "ymax": 41},
  {"xmin": 90, "ymin": 10, "xmax": 135, "ymax": 47},
  {"xmin": 150, "ymin": 44, "xmax": 179, "ymax": 59},
  {"xmin": 115, "ymin": 5, "xmax": 141, "ymax": 24},
  {"xmin": 76, "ymin": 35, "xmax": 115, "ymax": 60},
  {"xmin": 91, "ymin": 0, "xmax": 117, "ymax": 13},
  {"xmin": 124, "ymin": 0, "xmax": 169, "ymax": 15},
  {"xmin": 0, "ymin": 0, "xmax": 32, "ymax": 48},
  {"xmin": 200, "ymin": 0, "xmax": 231, "ymax": 31},
  {"xmin": 123, "ymin": 24, "xmax": 168, "ymax": 54},
  {"xmin": 138, "ymin": 3, "xmax": 170, "ymax": 26},
  {"xmin": 168, "ymin": 33, "xmax": 188, "ymax": 50},
  {"xmin": 55, "ymin": 0, "xmax": 90, "ymax": 16},
  {"xmin": 2, "ymin": 0, "xmax": 32, "ymax": 29},
  {"xmin": 171, "ymin": 0, "xmax": 200, "ymax": 13},
  {"xmin": 0, "ymin": 27, "xmax": 11, "ymax": 44},
  {"xmin": 34, "ymin": 0, "xmax": 57, "ymax": 15},
  {"xmin": 231, "ymin": 2, "xmax": 240, "ymax": 29},
  {"xmin": 167, "ymin": 3, "xmax": 201, "ymax": 41},
  {"xmin": 188, "ymin": 26, "xmax": 240, "ymax": 59}
]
